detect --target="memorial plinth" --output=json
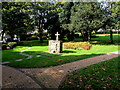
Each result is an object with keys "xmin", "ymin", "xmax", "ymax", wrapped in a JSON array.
[{"xmin": 49, "ymin": 40, "xmax": 62, "ymax": 53}]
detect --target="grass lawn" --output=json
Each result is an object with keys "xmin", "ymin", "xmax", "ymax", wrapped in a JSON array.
[
  {"xmin": 73, "ymin": 34, "xmax": 120, "ymax": 44},
  {"xmin": 2, "ymin": 46, "xmax": 29, "ymax": 62},
  {"xmin": 91, "ymin": 34, "xmax": 120, "ymax": 44},
  {"xmin": 2, "ymin": 44, "xmax": 119, "ymax": 68},
  {"xmin": 60, "ymin": 56, "xmax": 120, "ymax": 89},
  {"xmin": 2, "ymin": 34, "xmax": 119, "ymax": 68}
]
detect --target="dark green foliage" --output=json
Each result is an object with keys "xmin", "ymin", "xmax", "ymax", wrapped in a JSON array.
[
  {"xmin": 17, "ymin": 41, "xmax": 24, "ymax": 46},
  {"xmin": 59, "ymin": 2, "xmax": 105, "ymax": 41},
  {"xmin": 17, "ymin": 40, "xmax": 48, "ymax": 46},
  {"xmin": 2, "ymin": 2, "xmax": 119, "ymax": 43},
  {"xmin": 66, "ymin": 32, "xmax": 75, "ymax": 41},
  {"xmin": 58, "ymin": 2, "xmax": 74, "ymax": 41},
  {"xmin": 26, "ymin": 37, "xmax": 39, "ymax": 41},
  {"xmin": 2, "ymin": 2, "xmax": 34, "ymax": 39},
  {"xmin": 69, "ymin": 2, "xmax": 104, "ymax": 41},
  {"xmin": 74, "ymin": 34, "xmax": 79, "ymax": 38},
  {"xmin": 7, "ymin": 42, "xmax": 17, "ymax": 49},
  {"xmin": 2, "ymin": 42, "xmax": 17, "ymax": 50},
  {"xmin": 59, "ymin": 2, "xmax": 73, "ymax": 24},
  {"xmin": 99, "ymin": 2, "xmax": 120, "ymax": 44}
]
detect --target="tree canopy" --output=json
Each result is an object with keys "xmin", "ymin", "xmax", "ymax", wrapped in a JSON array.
[{"xmin": 2, "ymin": 2, "xmax": 119, "ymax": 42}]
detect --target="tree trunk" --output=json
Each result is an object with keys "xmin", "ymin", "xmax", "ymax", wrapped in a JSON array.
[
  {"xmin": 59, "ymin": 29, "xmax": 64, "ymax": 41},
  {"xmin": 50, "ymin": 28, "xmax": 56, "ymax": 40},
  {"xmin": 38, "ymin": 19, "xmax": 43, "ymax": 43},
  {"xmin": 9, "ymin": 34, "xmax": 14, "ymax": 41},
  {"xmin": 110, "ymin": 28, "xmax": 113, "ymax": 44},
  {"xmin": 83, "ymin": 31, "xmax": 88, "ymax": 41},
  {"xmin": 39, "ymin": 31, "xmax": 43, "ymax": 43},
  {"xmin": 39, "ymin": 30, "xmax": 43, "ymax": 43},
  {"xmin": 67, "ymin": 31, "xmax": 74, "ymax": 41},
  {"xmin": 88, "ymin": 30, "xmax": 92, "ymax": 41}
]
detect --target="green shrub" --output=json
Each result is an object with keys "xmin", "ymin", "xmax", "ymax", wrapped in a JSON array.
[
  {"xmin": 17, "ymin": 40, "xmax": 46, "ymax": 46},
  {"xmin": 17, "ymin": 41, "xmax": 24, "ymax": 46},
  {"xmin": 26, "ymin": 36, "xmax": 38, "ymax": 41},
  {"xmin": 8, "ymin": 42, "xmax": 17, "ymax": 49},
  {"xmin": 74, "ymin": 34, "xmax": 79, "ymax": 38}
]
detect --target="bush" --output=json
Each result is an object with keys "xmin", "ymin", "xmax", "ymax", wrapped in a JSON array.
[
  {"xmin": 63, "ymin": 42, "xmax": 92, "ymax": 50},
  {"xmin": 26, "ymin": 36, "xmax": 38, "ymax": 41},
  {"xmin": 6, "ymin": 38, "xmax": 12, "ymax": 42},
  {"xmin": 2, "ymin": 44, "xmax": 7, "ymax": 50},
  {"xmin": 67, "ymin": 34, "xmax": 74, "ymax": 41},
  {"xmin": 17, "ymin": 41, "xmax": 24, "ymax": 46},
  {"xmin": 74, "ymin": 34, "xmax": 79, "ymax": 38},
  {"xmin": 42, "ymin": 33, "xmax": 48, "ymax": 40},
  {"xmin": 17, "ymin": 40, "xmax": 44, "ymax": 46},
  {"xmin": 91, "ymin": 36, "xmax": 98, "ymax": 38},
  {"xmin": 7, "ymin": 42, "xmax": 17, "ymax": 49}
]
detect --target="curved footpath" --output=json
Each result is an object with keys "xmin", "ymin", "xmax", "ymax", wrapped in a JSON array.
[
  {"xmin": 2, "ymin": 65, "xmax": 41, "ymax": 88},
  {"xmin": 20, "ymin": 50, "xmax": 120, "ymax": 88},
  {"xmin": 2, "ymin": 50, "xmax": 120, "ymax": 89}
]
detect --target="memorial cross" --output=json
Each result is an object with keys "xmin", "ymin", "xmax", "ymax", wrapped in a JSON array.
[{"xmin": 55, "ymin": 32, "xmax": 60, "ymax": 41}]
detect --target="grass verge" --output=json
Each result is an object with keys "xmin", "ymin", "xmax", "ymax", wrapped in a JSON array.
[
  {"xmin": 2, "ymin": 44, "xmax": 119, "ymax": 68},
  {"xmin": 60, "ymin": 56, "xmax": 120, "ymax": 89}
]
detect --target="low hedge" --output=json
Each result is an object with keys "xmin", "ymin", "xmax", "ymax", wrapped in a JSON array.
[
  {"xmin": 2, "ymin": 42, "xmax": 17, "ymax": 50},
  {"xmin": 8, "ymin": 42, "xmax": 17, "ymax": 49},
  {"xmin": 63, "ymin": 42, "xmax": 92, "ymax": 50},
  {"xmin": 26, "ymin": 37, "xmax": 38, "ymax": 41}
]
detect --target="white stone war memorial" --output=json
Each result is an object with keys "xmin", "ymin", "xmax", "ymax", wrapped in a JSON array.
[{"xmin": 49, "ymin": 32, "xmax": 62, "ymax": 54}]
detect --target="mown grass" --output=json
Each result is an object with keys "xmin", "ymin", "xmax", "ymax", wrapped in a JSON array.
[
  {"xmin": 2, "ymin": 34, "xmax": 119, "ymax": 68},
  {"xmin": 3, "ymin": 44, "xmax": 119, "ymax": 68},
  {"xmin": 73, "ymin": 34, "xmax": 120, "ymax": 44},
  {"xmin": 2, "ymin": 46, "xmax": 29, "ymax": 62},
  {"xmin": 91, "ymin": 34, "xmax": 120, "ymax": 44},
  {"xmin": 60, "ymin": 56, "xmax": 120, "ymax": 89}
]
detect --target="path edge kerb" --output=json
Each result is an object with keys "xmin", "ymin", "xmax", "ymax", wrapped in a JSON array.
[{"xmin": 58, "ymin": 51, "xmax": 120, "ymax": 88}]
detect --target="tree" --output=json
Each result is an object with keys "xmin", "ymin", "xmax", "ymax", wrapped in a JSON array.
[
  {"xmin": 2, "ymin": 2, "xmax": 34, "ymax": 40},
  {"xmin": 58, "ymin": 2, "xmax": 74, "ymax": 41},
  {"xmin": 29, "ymin": 2, "xmax": 63, "ymax": 42},
  {"xmin": 110, "ymin": 2, "xmax": 120, "ymax": 30},
  {"xmin": 101, "ymin": 2, "xmax": 120, "ymax": 44},
  {"xmin": 44, "ymin": 2, "xmax": 63, "ymax": 40},
  {"xmin": 109, "ymin": 2, "xmax": 120, "ymax": 43},
  {"xmin": 68, "ymin": 2, "xmax": 104, "ymax": 41},
  {"xmin": 2, "ymin": 2, "xmax": 63, "ymax": 42}
]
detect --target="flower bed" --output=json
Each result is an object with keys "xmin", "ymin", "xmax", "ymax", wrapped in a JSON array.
[
  {"xmin": 104, "ymin": 34, "xmax": 109, "ymax": 36},
  {"xmin": 63, "ymin": 42, "xmax": 92, "ymax": 50}
]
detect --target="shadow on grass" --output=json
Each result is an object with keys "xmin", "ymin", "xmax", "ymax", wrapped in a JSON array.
[
  {"xmin": 62, "ymin": 50, "xmax": 76, "ymax": 53},
  {"xmin": 70, "ymin": 35, "xmax": 120, "ymax": 45},
  {"xmin": 3, "ymin": 50, "xmax": 103, "ymax": 68},
  {"xmin": 17, "ymin": 40, "xmax": 48, "ymax": 46},
  {"xmin": 17, "ymin": 35, "xmax": 120, "ymax": 46}
]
